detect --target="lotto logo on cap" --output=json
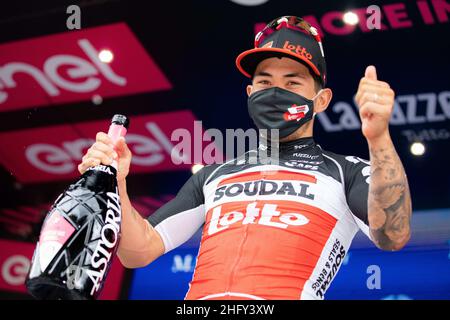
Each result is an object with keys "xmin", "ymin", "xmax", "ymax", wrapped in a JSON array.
[{"xmin": 283, "ymin": 41, "xmax": 313, "ymax": 60}]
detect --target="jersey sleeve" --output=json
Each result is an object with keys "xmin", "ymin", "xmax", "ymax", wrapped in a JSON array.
[
  {"xmin": 342, "ymin": 156, "xmax": 372, "ymax": 239},
  {"xmin": 147, "ymin": 164, "xmax": 218, "ymax": 253}
]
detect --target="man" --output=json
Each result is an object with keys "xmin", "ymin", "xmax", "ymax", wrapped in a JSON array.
[{"xmin": 78, "ymin": 16, "xmax": 412, "ymax": 300}]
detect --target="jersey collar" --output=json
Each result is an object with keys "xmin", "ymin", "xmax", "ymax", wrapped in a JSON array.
[
  {"xmin": 259, "ymin": 136, "xmax": 316, "ymax": 154},
  {"xmin": 279, "ymin": 136, "xmax": 316, "ymax": 152}
]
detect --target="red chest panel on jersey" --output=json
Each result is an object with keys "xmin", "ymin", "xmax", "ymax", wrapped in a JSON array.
[{"xmin": 186, "ymin": 169, "xmax": 338, "ymax": 300}]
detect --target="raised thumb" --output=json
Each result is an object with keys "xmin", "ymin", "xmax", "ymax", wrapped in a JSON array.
[{"xmin": 365, "ymin": 65, "xmax": 377, "ymax": 80}]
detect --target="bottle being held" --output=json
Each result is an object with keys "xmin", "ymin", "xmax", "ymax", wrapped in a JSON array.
[{"xmin": 26, "ymin": 114, "xmax": 130, "ymax": 300}]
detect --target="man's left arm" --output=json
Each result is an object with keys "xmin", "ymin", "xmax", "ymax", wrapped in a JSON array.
[{"xmin": 355, "ymin": 65, "xmax": 412, "ymax": 251}]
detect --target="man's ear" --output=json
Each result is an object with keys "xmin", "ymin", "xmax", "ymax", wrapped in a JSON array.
[
  {"xmin": 246, "ymin": 85, "xmax": 253, "ymax": 97},
  {"xmin": 314, "ymin": 88, "xmax": 333, "ymax": 114}
]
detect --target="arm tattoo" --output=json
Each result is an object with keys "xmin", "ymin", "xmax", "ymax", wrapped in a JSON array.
[{"xmin": 368, "ymin": 145, "xmax": 412, "ymax": 250}]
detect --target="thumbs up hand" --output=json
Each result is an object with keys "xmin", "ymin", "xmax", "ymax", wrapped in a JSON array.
[{"xmin": 355, "ymin": 65, "xmax": 395, "ymax": 143}]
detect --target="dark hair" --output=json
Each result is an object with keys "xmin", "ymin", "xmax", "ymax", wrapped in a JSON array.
[{"xmin": 313, "ymin": 74, "xmax": 323, "ymax": 93}]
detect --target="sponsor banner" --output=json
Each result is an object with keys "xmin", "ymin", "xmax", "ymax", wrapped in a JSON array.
[
  {"xmin": 0, "ymin": 22, "xmax": 172, "ymax": 112},
  {"xmin": 0, "ymin": 111, "xmax": 200, "ymax": 183},
  {"xmin": 316, "ymin": 91, "xmax": 450, "ymax": 135},
  {"xmin": 254, "ymin": 1, "xmax": 450, "ymax": 38},
  {"xmin": 0, "ymin": 238, "xmax": 125, "ymax": 300},
  {"xmin": 128, "ymin": 247, "xmax": 198, "ymax": 300}
]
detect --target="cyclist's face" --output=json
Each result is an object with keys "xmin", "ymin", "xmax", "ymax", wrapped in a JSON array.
[{"xmin": 247, "ymin": 57, "xmax": 317, "ymax": 99}]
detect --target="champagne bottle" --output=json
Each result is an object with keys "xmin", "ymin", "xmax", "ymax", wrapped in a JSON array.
[{"xmin": 25, "ymin": 114, "xmax": 129, "ymax": 300}]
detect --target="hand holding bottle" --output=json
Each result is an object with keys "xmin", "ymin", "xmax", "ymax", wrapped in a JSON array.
[{"xmin": 78, "ymin": 131, "xmax": 132, "ymax": 182}]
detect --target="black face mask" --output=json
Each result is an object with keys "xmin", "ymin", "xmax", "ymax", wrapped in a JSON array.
[{"xmin": 248, "ymin": 87, "xmax": 321, "ymax": 139}]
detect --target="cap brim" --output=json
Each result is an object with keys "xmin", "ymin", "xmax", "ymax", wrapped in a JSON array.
[{"xmin": 236, "ymin": 47, "xmax": 321, "ymax": 78}]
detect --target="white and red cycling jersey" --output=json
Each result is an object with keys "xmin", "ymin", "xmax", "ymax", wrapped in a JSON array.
[{"xmin": 148, "ymin": 137, "xmax": 373, "ymax": 300}]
